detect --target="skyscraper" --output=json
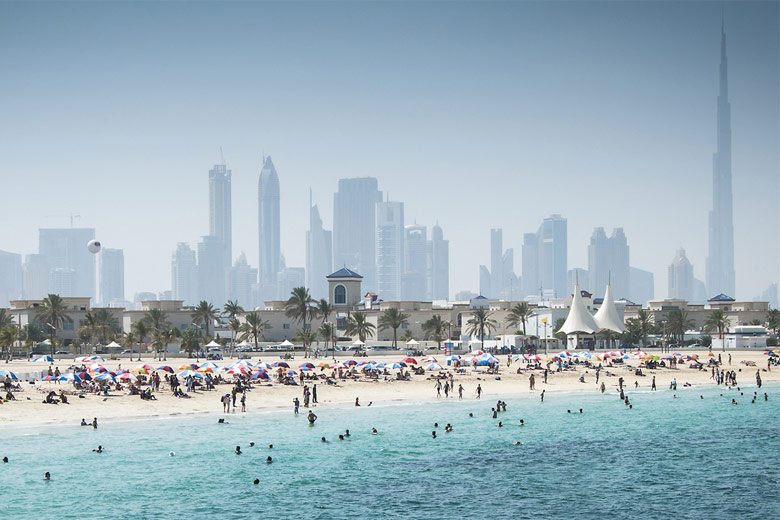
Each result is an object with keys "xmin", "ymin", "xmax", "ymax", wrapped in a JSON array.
[
  {"xmin": 402, "ymin": 224, "xmax": 427, "ymax": 301},
  {"xmin": 427, "ymin": 224, "xmax": 449, "ymax": 300},
  {"xmin": 306, "ymin": 191, "xmax": 333, "ymax": 300},
  {"xmin": 258, "ymin": 156, "xmax": 281, "ymax": 302},
  {"xmin": 38, "ymin": 228, "xmax": 96, "ymax": 298},
  {"xmin": 228, "ymin": 253, "xmax": 258, "ymax": 309},
  {"xmin": 333, "ymin": 177, "xmax": 383, "ymax": 293},
  {"xmin": 706, "ymin": 23, "xmax": 736, "ymax": 299},
  {"xmin": 198, "ymin": 235, "xmax": 226, "ymax": 306},
  {"xmin": 97, "ymin": 248, "xmax": 124, "ymax": 306},
  {"xmin": 629, "ymin": 267, "xmax": 655, "ymax": 306},
  {"xmin": 375, "ymin": 201, "xmax": 404, "ymax": 301},
  {"xmin": 668, "ymin": 248, "xmax": 694, "ymax": 301},
  {"xmin": 480, "ymin": 229, "xmax": 519, "ymax": 300},
  {"xmin": 22, "ymin": 254, "xmax": 47, "ymax": 300},
  {"xmin": 588, "ymin": 227, "xmax": 630, "ymax": 299},
  {"xmin": 522, "ymin": 215, "xmax": 567, "ymax": 299},
  {"xmin": 209, "ymin": 162, "xmax": 232, "ymax": 269},
  {"xmin": 171, "ymin": 243, "xmax": 198, "ymax": 306},
  {"xmin": 0, "ymin": 250, "xmax": 22, "ymax": 307}
]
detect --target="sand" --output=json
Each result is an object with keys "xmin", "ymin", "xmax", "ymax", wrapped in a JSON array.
[{"xmin": 0, "ymin": 349, "xmax": 775, "ymax": 429}]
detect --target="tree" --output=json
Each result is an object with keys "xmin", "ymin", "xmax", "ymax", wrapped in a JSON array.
[
  {"xmin": 122, "ymin": 331, "xmax": 136, "ymax": 358},
  {"xmin": 622, "ymin": 318, "xmax": 642, "ymax": 347},
  {"xmin": 465, "ymin": 309, "xmax": 497, "ymax": 350},
  {"xmin": 179, "ymin": 328, "xmax": 200, "ymax": 357},
  {"xmin": 239, "ymin": 312, "xmax": 271, "ymax": 352},
  {"xmin": 285, "ymin": 287, "xmax": 316, "ymax": 337},
  {"xmin": 422, "ymin": 314, "xmax": 449, "ymax": 351},
  {"xmin": 0, "ymin": 309, "xmax": 14, "ymax": 330},
  {"xmin": 378, "ymin": 308, "xmax": 410, "ymax": 348},
  {"xmin": 80, "ymin": 312, "xmax": 98, "ymax": 354},
  {"xmin": 192, "ymin": 301, "xmax": 218, "ymax": 338},
  {"xmin": 318, "ymin": 322, "xmax": 335, "ymax": 353},
  {"xmin": 131, "ymin": 320, "xmax": 150, "ymax": 361},
  {"xmin": 703, "ymin": 309, "xmax": 730, "ymax": 352},
  {"xmin": 21, "ymin": 324, "xmax": 45, "ymax": 358},
  {"xmin": 636, "ymin": 309, "xmax": 653, "ymax": 348},
  {"xmin": 223, "ymin": 300, "xmax": 245, "ymax": 357},
  {"xmin": 228, "ymin": 318, "xmax": 243, "ymax": 356},
  {"xmin": 665, "ymin": 309, "xmax": 694, "ymax": 350},
  {"xmin": 506, "ymin": 302, "xmax": 534, "ymax": 335},
  {"xmin": 344, "ymin": 311, "xmax": 375, "ymax": 343},
  {"xmin": 0, "ymin": 325, "xmax": 20, "ymax": 361},
  {"xmin": 766, "ymin": 308, "xmax": 780, "ymax": 337},
  {"xmin": 153, "ymin": 327, "xmax": 179, "ymax": 360},
  {"xmin": 142, "ymin": 308, "xmax": 170, "ymax": 332},
  {"xmin": 316, "ymin": 299, "xmax": 333, "ymax": 323},
  {"xmin": 93, "ymin": 309, "xmax": 118, "ymax": 346},
  {"xmin": 553, "ymin": 317, "xmax": 567, "ymax": 344},
  {"xmin": 699, "ymin": 334, "xmax": 712, "ymax": 348},
  {"xmin": 296, "ymin": 329, "xmax": 318, "ymax": 356},
  {"xmin": 36, "ymin": 294, "xmax": 72, "ymax": 357}
]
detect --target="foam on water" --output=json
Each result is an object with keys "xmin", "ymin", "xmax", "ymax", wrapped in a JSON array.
[{"xmin": 1, "ymin": 383, "xmax": 778, "ymax": 519}]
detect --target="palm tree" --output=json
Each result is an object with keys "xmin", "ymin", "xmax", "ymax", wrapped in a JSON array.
[
  {"xmin": 422, "ymin": 314, "xmax": 449, "ymax": 351},
  {"xmin": 344, "ymin": 311, "xmax": 375, "ymax": 343},
  {"xmin": 180, "ymin": 328, "xmax": 200, "ymax": 357},
  {"xmin": 665, "ymin": 309, "xmax": 694, "ymax": 350},
  {"xmin": 704, "ymin": 309, "xmax": 730, "ymax": 352},
  {"xmin": 318, "ymin": 322, "xmax": 335, "ymax": 353},
  {"xmin": 20, "ymin": 324, "xmax": 45, "ymax": 358},
  {"xmin": 316, "ymin": 299, "xmax": 333, "ymax": 323},
  {"xmin": 192, "ymin": 301, "xmax": 218, "ymax": 338},
  {"xmin": 122, "ymin": 331, "xmax": 136, "ymax": 358},
  {"xmin": 223, "ymin": 300, "xmax": 245, "ymax": 357},
  {"xmin": 553, "ymin": 317, "xmax": 567, "ymax": 344},
  {"xmin": 0, "ymin": 325, "xmax": 20, "ymax": 361},
  {"xmin": 636, "ymin": 309, "xmax": 653, "ymax": 348},
  {"xmin": 378, "ymin": 308, "xmax": 410, "ymax": 348},
  {"xmin": 80, "ymin": 311, "xmax": 98, "ymax": 354},
  {"xmin": 142, "ymin": 308, "xmax": 170, "ymax": 332},
  {"xmin": 0, "ymin": 309, "xmax": 14, "ymax": 330},
  {"xmin": 93, "ymin": 309, "xmax": 118, "ymax": 347},
  {"xmin": 296, "ymin": 329, "xmax": 318, "ymax": 356},
  {"xmin": 623, "ymin": 317, "xmax": 642, "ymax": 347},
  {"xmin": 285, "ymin": 287, "xmax": 316, "ymax": 335},
  {"xmin": 228, "ymin": 318, "xmax": 243, "ymax": 356},
  {"xmin": 36, "ymin": 294, "xmax": 72, "ymax": 357},
  {"xmin": 767, "ymin": 308, "xmax": 780, "ymax": 337},
  {"xmin": 506, "ymin": 302, "xmax": 534, "ymax": 335},
  {"xmin": 465, "ymin": 309, "xmax": 497, "ymax": 350},
  {"xmin": 153, "ymin": 327, "xmax": 179, "ymax": 360},
  {"xmin": 239, "ymin": 312, "xmax": 271, "ymax": 352},
  {"xmin": 131, "ymin": 320, "xmax": 150, "ymax": 361}
]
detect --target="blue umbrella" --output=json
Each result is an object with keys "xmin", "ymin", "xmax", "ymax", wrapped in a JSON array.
[
  {"xmin": 178, "ymin": 370, "xmax": 203, "ymax": 379},
  {"xmin": 0, "ymin": 370, "xmax": 18, "ymax": 380},
  {"xmin": 32, "ymin": 356, "xmax": 54, "ymax": 363},
  {"xmin": 59, "ymin": 373, "xmax": 83, "ymax": 383},
  {"xmin": 391, "ymin": 363, "xmax": 406, "ymax": 369},
  {"xmin": 94, "ymin": 372, "xmax": 116, "ymax": 382}
]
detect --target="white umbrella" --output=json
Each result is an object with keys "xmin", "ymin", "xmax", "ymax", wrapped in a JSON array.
[
  {"xmin": 206, "ymin": 340, "xmax": 221, "ymax": 348},
  {"xmin": 279, "ymin": 340, "xmax": 294, "ymax": 347},
  {"xmin": 352, "ymin": 340, "xmax": 365, "ymax": 346},
  {"xmin": 406, "ymin": 339, "xmax": 419, "ymax": 345}
]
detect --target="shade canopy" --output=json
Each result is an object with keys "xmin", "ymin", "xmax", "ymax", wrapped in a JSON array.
[
  {"xmin": 593, "ymin": 285, "xmax": 626, "ymax": 333},
  {"xmin": 559, "ymin": 285, "xmax": 599, "ymax": 335}
]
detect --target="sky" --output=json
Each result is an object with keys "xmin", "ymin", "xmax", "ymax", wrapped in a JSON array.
[{"xmin": 1, "ymin": 1, "xmax": 778, "ymax": 302}]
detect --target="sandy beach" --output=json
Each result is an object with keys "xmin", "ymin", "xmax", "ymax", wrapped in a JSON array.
[{"xmin": 1, "ymin": 349, "xmax": 775, "ymax": 429}]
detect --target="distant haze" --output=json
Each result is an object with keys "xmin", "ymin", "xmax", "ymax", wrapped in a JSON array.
[{"xmin": 0, "ymin": 1, "xmax": 777, "ymax": 301}]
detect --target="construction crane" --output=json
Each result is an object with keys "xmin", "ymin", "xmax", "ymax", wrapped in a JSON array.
[{"xmin": 44, "ymin": 214, "xmax": 81, "ymax": 227}]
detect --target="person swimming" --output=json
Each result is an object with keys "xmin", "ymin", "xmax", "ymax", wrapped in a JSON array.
[
  {"xmin": 514, "ymin": 441, "xmax": 523, "ymax": 445},
  {"xmin": 169, "ymin": 451, "xmax": 175, "ymax": 457},
  {"xmin": 321, "ymin": 437, "xmax": 327, "ymax": 442},
  {"xmin": 92, "ymin": 445, "xmax": 103, "ymax": 453},
  {"xmin": 468, "ymin": 413, "xmax": 473, "ymax": 418},
  {"xmin": 235, "ymin": 446, "xmax": 242, "ymax": 454},
  {"xmin": 497, "ymin": 421, "xmax": 503, "ymax": 427},
  {"xmin": 308, "ymin": 411, "xmax": 318, "ymax": 424},
  {"xmin": 269, "ymin": 444, "xmax": 273, "ymax": 449},
  {"xmin": 338, "ymin": 435, "xmax": 345, "ymax": 440},
  {"xmin": 431, "ymin": 431, "xmax": 437, "ymax": 439},
  {"xmin": 371, "ymin": 428, "xmax": 378, "ymax": 435},
  {"xmin": 266, "ymin": 457, "xmax": 273, "ymax": 464},
  {"xmin": 249, "ymin": 442, "xmax": 255, "ymax": 447},
  {"xmin": 519, "ymin": 419, "xmax": 524, "ymax": 426},
  {"xmin": 345, "ymin": 429, "xmax": 351, "ymax": 437},
  {"xmin": 80, "ymin": 418, "xmax": 87, "ymax": 426},
  {"xmin": 44, "ymin": 472, "xmax": 51, "ymax": 480},
  {"xmin": 2, "ymin": 457, "xmax": 8, "ymax": 463},
  {"xmin": 253, "ymin": 478, "xmax": 260, "ymax": 485}
]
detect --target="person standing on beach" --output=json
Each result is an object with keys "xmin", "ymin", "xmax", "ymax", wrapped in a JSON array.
[
  {"xmin": 476, "ymin": 384, "xmax": 482, "ymax": 399},
  {"xmin": 293, "ymin": 397, "xmax": 300, "ymax": 415},
  {"xmin": 756, "ymin": 370, "xmax": 762, "ymax": 388},
  {"xmin": 458, "ymin": 384, "xmax": 464, "ymax": 399},
  {"xmin": 600, "ymin": 382, "xmax": 606, "ymax": 393},
  {"xmin": 544, "ymin": 368, "xmax": 548, "ymax": 384},
  {"xmin": 312, "ymin": 384, "xmax": 318, "ymax": 404},
  {"xmin": 241, "ymin": 391, "xmax": 246, "ymax": 412},
  {"xmin": 435, "ymin": 380, "xmax": 442, "ymax": 398},
  {"xmin": 595, "ymin": 368, "xmax": 600, "ymax": 384},
  {"xmin": 651, "ymin": 376, "xmax": 656, "ymax": 391},
  {"xmin": 529, "ymin": 374, "xmax": 535, "ymax": 391},
  {"xmin": 540, "ymin": 390, "xmax": 545, "ymax": 402}
]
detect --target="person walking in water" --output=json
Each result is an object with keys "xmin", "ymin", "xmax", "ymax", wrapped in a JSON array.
[
  {"xmin": 476, "ymin": 384, "xmax": 482, "ymax": 399},
  {"xmin": 435, "ymin": 380, "xmax": 442, "ymax": 398},
  {"xmin": 651, "ymin": 376, "xmax": 656, "ymax": 391},
  {"xmin": 307, "ymin": 410, "xmax": 317, "ymax": 424},
  {"xmin": 458, "ymin": 384, "xmax": 464, "ymax": 399}
]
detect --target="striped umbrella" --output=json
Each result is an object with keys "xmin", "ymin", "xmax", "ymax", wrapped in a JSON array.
[
  {"xmin": 33, "ymin": 356, "xmax": 54, "ymax": 363},
  {"xmin": 157, "ymin": 365, "xmax": 174, "ymax": 373}
]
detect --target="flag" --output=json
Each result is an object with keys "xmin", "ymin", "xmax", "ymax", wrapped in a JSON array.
[{"xmin": 541, "ymin": 318, "xmax": 547, "ymax": 324}]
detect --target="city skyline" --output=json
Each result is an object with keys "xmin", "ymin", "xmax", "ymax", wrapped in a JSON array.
[{"xmin": 0, "ymin": 2, "xmax": 777, "ymax": 303}]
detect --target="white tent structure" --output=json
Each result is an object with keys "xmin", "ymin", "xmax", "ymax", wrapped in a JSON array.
[
  {"xmin": 594, "ymin": 284, "xmax": 626, "ymax": 333},
  {"xmin": 105, "ymin": 341, "xmax": 122, "ymax": 349},
  {"xmin": 559, "ymin": 285, "xmax": 598, "ymax": 349},
  {"xmin": 206, "ymin": 340, "xmax": 222, "ymax": 348},
  {"xmin": 279, "ymin": 340, "xmax": 294, "ymax": 347}
]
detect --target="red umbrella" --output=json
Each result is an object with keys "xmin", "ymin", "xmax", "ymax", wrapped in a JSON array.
[{"xmin": 402, "ymin": 357, "xmax": 418, "ymax": 364}]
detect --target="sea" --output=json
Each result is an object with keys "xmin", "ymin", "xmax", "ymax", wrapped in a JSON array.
[{"xmin": 2, "ymin": 383, "xmax": 778, "ymax": 520}]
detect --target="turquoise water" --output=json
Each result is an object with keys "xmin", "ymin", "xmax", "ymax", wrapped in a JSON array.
[{"xmin": 2, "ymin": 384, "xmax": 778, "ymax": 519}]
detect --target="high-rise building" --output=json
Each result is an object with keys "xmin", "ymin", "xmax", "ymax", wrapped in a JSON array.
[
  {"xmin": 228, "ymin": 253, "xmax": 258, "ymax": 309},
  {"xmin": 427, "ymin": 224, "xmax": 449, "ymax": 300},
  {"xmin": 480, "ymin": 229, "xmax": 519, "ymax": 300},
  {"xmin": 98, "ymin": 248, "xmax": 124, "ymax": 306},
  {"xmin": 306, "ymin": 191, "xmax": 332, "ymax": 300},
  {"xmin": 48, "ymin": 268, "xmax": 76, "ymax": 297},
  {"xmin": 198, "ymin": 235, "xmax": 226, "ymax": 306},
  {"xmin": 209, "ymin": 162, "xmax": 232, "ymax": 269},
  {"xmin": 333, "ymin": 177, "xmax": 383, "ymax": 293},
  {"xmin": 706, "ymin": 24, "xmax": 736, "ymax": 298},
  {"xmin": 375, "ymin": 201, "xmax": 404, "ymax": 301},
  {"xmin": 567, "ymin": 268, "xmax": 590, "ymax": 297},
  {"xmin": 402, "ymin": 225, "xmax": 427, "ymax": 301},
  {"xmin": 758, "ymin": 282, "xmax": 778, "ymax": 309},
  {"xmin": 523, "ymin": 215, "xmax": 567, "ymax": 299},
  {"xmin": 668, "ymin": 248, "xmax": 695, "ymax": 301},
  {"xmin": 23, "ymin": 254, "xmax": 47, "ymax": 300},
  {"xmin": 38, "ymin": 228, "xmax": 96, "ymax": 298},
  {"xmin": 276, "ymin": 267, "xmax": 305, "ymax": 301},
  {"xmin": 171, "ymin": 243, "xmax": 198, "ymax": 306},
  {"xmin": 0, "ymin": 250, "xmax": 23, "ymax": 307},
  {"xmin": 629, "ymin": 267, "xmax": 655, "ymax": 306},
  {"xmin": 258, "ymin": 156, "xmax": 281, "ymax": 302},
  {"xmin": 588, "ymin": 227, "xmax": 630, "ymax": 299}
]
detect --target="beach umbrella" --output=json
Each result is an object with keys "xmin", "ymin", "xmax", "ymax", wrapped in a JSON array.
[
  {"xmin": 374, "ymin": 362, "xmax": 386, "ymax": 368},
  {"xmin": 94, "ymin": 372, "xmax": 116, "ymax": 382},
  {"xmin": 59, "ymin": 373, "xmax": 82, "ymax": 383},
  {"xmin": 632, "ymin": 351, "xmax": 647, "ymax": 358},
  {"xmin": 300, "ymin": 362, "xmax": 315, "ymax": 370},
  {"xmin": 286, "ymin": 369, "xmax": 297, "ymax": 376},
  {"xmin": 445, "ymin": 355, "xmax": 459, "ymax": 362},
  {"xmin": 391, "ymin": 362, "xmax": 405, "ymax": 369},
  {"xmin": 468, "ymin": 350, "xmax": 485, "ymax": 357},
  {"xmin": 316, "ymin": 362, "xmax": 334, "ymax": 369},
  {"xmin": 89, "ymin": 364, "xmax": 108, "ymax": 373},
  {"xmin": 197, "ymin": 366, "xmax": 214, "ymax": 373},
  {"xmin": 251, "ymin": 371, "xmax": 269, "ymax": 380},
  {"xmin": 226, "ymin": 366, "xmax": 250, "ymax": 375},
  {"xmin": 131, "ymin": 364, "xmax": 154, "ymax": 374},
  {"xmin": 708, "ymin": 352, "xmax": 715, "ymax": 357},
  {"xmin": 77, "ymin": 371, "xmax": 91, "ymax": 381},
  {"xmin": 179, "ymin": 363, "xmax": 199, "ymax": 371},
  {"xmin": 421, "ymin": 356, "xmax": 438, "ymax": 363},
  {"xmin": 402, "ymin": 357, "xmax": 418, "ymax": 364},
  {"xmin": 345, "ymin": 359, "xmax": 358, "ymax": 366},
  {"xmin": 529, "ymin": 354, "xmax": 542, "ymax": 361},
  {"xmin": 425, "ymin": 362, "xmax": 443, "ymax": 370},
  {"xmin": 199, "ymin": 362, "xmax": 219, "ymax": 369},
  {"xmin": 157, "ymin": 365, "xmax": 174, "ymax": 373},
  {"xmin": 177, "ymin": 370, "xmax": 203, "ymax": 379},
  {"xmin": 33, "ymin": 356, "xmax": 54, "ymax": 363},
  {"xmin": 474, "ymin": 359, "xmax": 495, "ymax": 366},
  {"xmin": 273, "ymin": 361, "xmax": 290, "ymax": 368},
  {"xmin": 0, "ymin": 370, "xmax": 18, "ymax": 380},
  {"xmin": 117, "ymin": 373, "xmax": 136, "ymax": 381}
]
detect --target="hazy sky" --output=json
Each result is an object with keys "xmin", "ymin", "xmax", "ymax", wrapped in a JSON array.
[{"xmin": 1, "ymin": 1, "xmax": 778, "ymax": 302}]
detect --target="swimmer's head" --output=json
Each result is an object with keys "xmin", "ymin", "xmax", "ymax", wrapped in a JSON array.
[
  {"xmin": 253, "ymin": 478, "xmax": 260, "ymax": 485},
  {"xmin": 169, "ymin": 451, "xmax": 175, "ymax": 457}
]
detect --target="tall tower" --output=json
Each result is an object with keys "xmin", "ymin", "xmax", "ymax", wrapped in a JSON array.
[
  {"xmin": 258, "ymin": 156, "xmax": 281, "ymax": 302},
  {"xmin": 208, "ymin": 162, "xmax": 232, "ymax": 269},
  {"xmin": 427, "ymin": 224, "xmax": 449, "ymax": 300},
  {"xmin": 706, "ymin": 23, "xmax": 736, "ymax": 298},
  {"xmin": 306, "ymin": 190, "xmax": 333, "ymax": 300},
  {"xmin": 375, "ymin": 200, "xmax": 404, "ymax": 301},
  {"xmin": 97, "ymin": 248, "xmax": 124, "ymax": 306}
]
